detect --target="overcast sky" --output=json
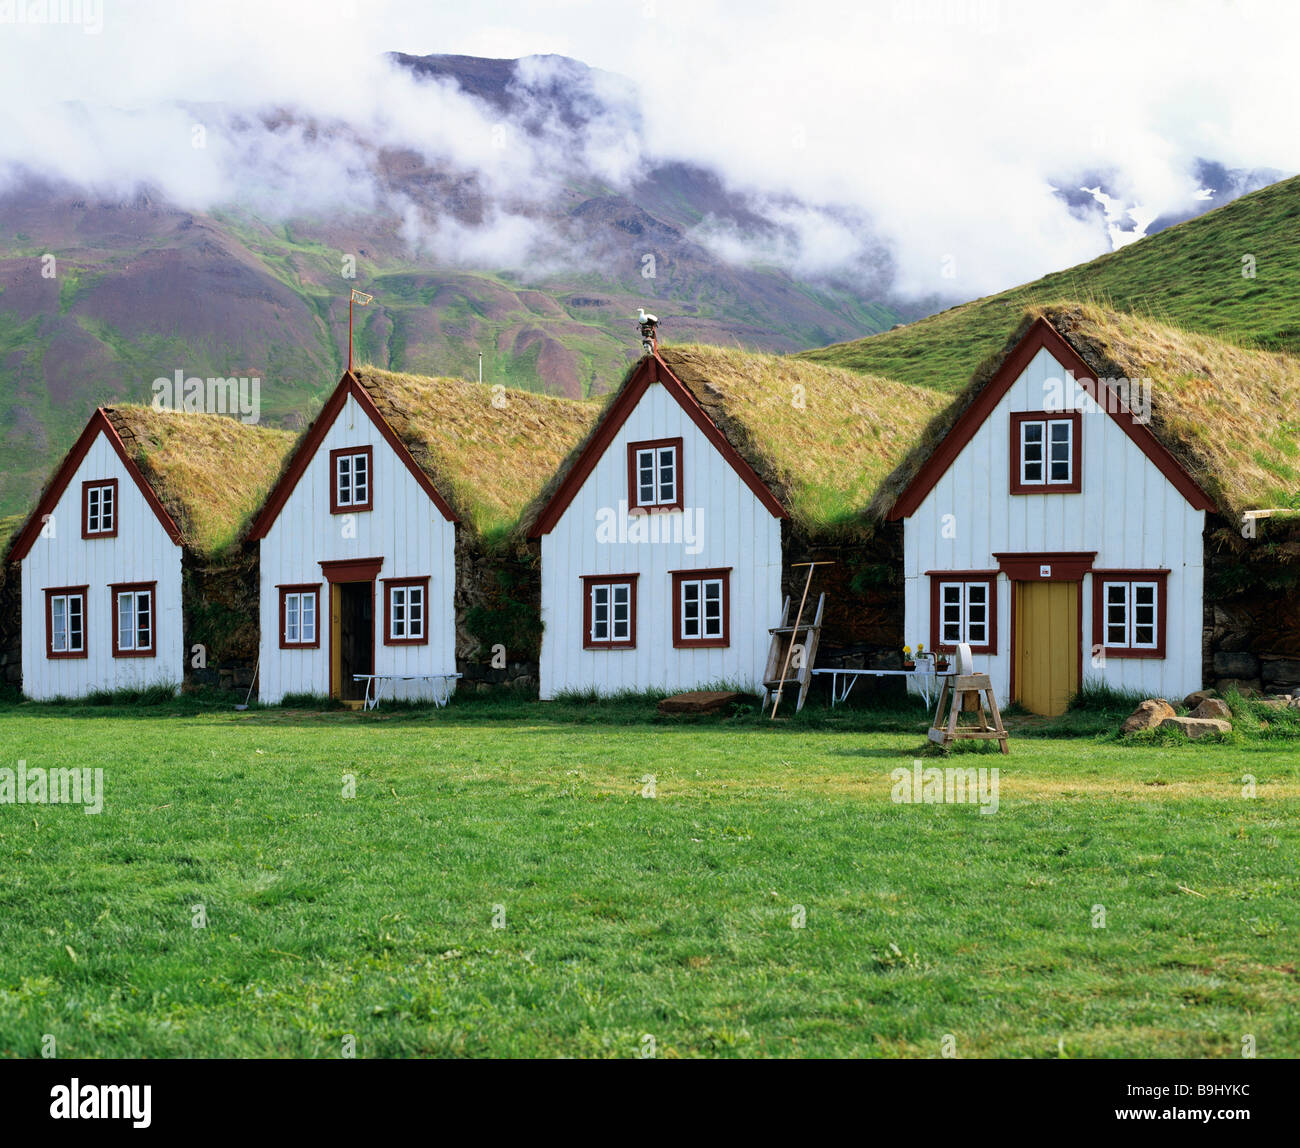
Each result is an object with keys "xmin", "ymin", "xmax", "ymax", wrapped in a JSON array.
[{"xmin": 1, "ymin": 0, "xmax": 1295, "ymax": 297}]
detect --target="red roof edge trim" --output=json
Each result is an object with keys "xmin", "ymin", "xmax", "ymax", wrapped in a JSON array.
[{"xmin": 528, "ymin": 353, "xmax": 787, "ymax": 538}]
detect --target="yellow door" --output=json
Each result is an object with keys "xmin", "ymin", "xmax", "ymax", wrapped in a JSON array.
[
  {"xmin": 329, "ymin": 584, "xmax": 342, "ymax": 699},
  {"xmin": 1014, "ymin": 581, "xmax": 1079, "ymax": 716}
]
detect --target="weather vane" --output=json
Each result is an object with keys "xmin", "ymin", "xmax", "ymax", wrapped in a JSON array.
[{"xmin": 637, "ymin": 307, "xmax": 659, "ymax": 354}]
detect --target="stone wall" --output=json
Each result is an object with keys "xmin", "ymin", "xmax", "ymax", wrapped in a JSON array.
[
  {"xmin": 780, "ymin": 522, "xmax": 907, "ymax": 700},
  {"xmin": 455, "ymin": 531, "xmax": 541, "ymax": 694},
  {"xmin": 182, "ymin": 550, "xmax": 260, "ymax": 695},
  {"xmin": 0, "ymin": 563, "xmax": 21, "ymax": 690},
  {"xmin": 1202, "ymin": 516, "xmax": 1300, "ymax": 696}
]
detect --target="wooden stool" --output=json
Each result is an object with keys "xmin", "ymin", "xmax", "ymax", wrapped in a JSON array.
[{"xmin": 927, "ymin": 645, "xmax": 1009, "ymax": 754}]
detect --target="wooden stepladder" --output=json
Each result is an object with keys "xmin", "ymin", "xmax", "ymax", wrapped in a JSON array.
[
  {"xmin": 927, "ymin": 643, "xmax": 1009, "ymax": 753},
  {"xmin": 763, "ymin": 561, "xmax": 832, "ymax": 718}
]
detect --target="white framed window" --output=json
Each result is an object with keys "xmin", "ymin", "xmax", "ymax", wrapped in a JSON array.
[
  {"xmin": 582, "ymin": 575, "xmax": 637, "ymax": 649},
  {"xmin": 628, "ymin": 438, "xmax": 682, "ymax": 509},
  {"xmin": 673, "ymin": 569, "xmax": 729, "ymax": 647},
  {"xmin": 281, "ymin": 588, "xmax": 318, "ymax": 646},
  {"xmin": 47, "ymin": 589, "xmax": 87, "ymax": 657},
  {"xmin": 331, "ymin": 447, "xmax": 373, "ymax": 511},
  {"xmin": 112, "ymin": 584, "xmax": 155, "ymax": 656},
  {"xmin": 1102, "ymin": 581, "xmax": 1159, "ymax": 650},
  {"xmin": 388, "ymin": 582, "xmax": 427, "ymax": 643},
  {"xmin": 929, "ymin": 573, "xmax": 997, "ymax": 653},
  {"xmin": 1012, "ymin": 413, "xmax": 1079, "ymax": 492},
  {"xmin": 83, "ymin": 480, "xmax": 117, "ymax": 536}
]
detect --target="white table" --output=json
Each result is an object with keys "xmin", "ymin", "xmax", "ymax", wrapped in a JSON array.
[
  {"xmin": 811, "ymin": 665, "xmax": 950, "ymax": 708},
  {"xmin": 352, "ymin": 673, "xmax": 462, "ymax": 710}
]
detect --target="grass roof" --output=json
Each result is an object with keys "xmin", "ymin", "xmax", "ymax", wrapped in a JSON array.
[
  {"xmin": 353, "ymin": 366, "xmax": 600, "ymax": 545},
  {"xmin": 104, "ymin": 407, "xmax": 297, "ymax": 558},
  {"xmin": 526, "ymin": 344, "xmax": 948, "ymax": 540},
  {"xmin": 871, "ymin": 303, "xmax": 1300, "ymax": 520}
]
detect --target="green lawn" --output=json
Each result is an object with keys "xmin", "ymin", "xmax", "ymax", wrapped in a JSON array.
[{"xmin": 0, "ymin": 697, "xmax": 1297, "ymax": 1059}]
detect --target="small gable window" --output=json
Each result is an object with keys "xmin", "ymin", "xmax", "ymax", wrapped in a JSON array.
[
  {"xmin": 46, "ymin": 587, "xmax": 88, "ymax": 659},
  {"xmin": 627, "ymin": 438, "xmax": 683, "ymax": 511},
  {"xmin": 111, "ymin": 582, "xmax": 156, "ymax": 658},
  {"xmin": 82, "ymin": 479, "xmax": 118, "ymax": 538},
  {"xmin": 331, "ymin": 446, "xmax": 374, "ymax": 513},
  {"xmin": 1092, "ymin": 570, "xmax": 1167, "ymax": 658},
  {"xmin": 384, "ymin": 577, "xmax": 430, "ymax": 645},
  {"xmin": 279, "ymin": 585, "xmax": 320, "ymax": 648},
  {"xmin": 1010, "ymin": 411, "xmax": 1081, "ymax": 494},
  {"xmin": 672, "ymin": 568, "xmax": 730, "ymax": 648},
  {"xmin": 928, "ymin": 573, "xmax": 998, "ymax": 654},
  {"xmin": 582, "ymin": 574, "xmax": 638, "ymax": 649}
]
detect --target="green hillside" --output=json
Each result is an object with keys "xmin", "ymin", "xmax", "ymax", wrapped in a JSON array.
[{"xmin": 798, "ymin": 174, "xmax": 1300, "ymax": 391}]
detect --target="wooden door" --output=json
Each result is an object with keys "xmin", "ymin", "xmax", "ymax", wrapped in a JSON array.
[
  {"xmin": 329, "ymin": 584, "xmax": 342, "ymax": 699},
  {"xmin": 1014, "ymin": 581, "xmax": 1079, "ymax": 716}
]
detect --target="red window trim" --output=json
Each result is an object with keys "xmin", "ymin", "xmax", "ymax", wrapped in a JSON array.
[
  {"xmin": 45, "ymin": 585, "xmax": 89, "ymax": 660},
  {"xmin": 580, "ymin": 573, "xmax": 639, "ymax": 650},
  {"xmin": 382, "ymin": 576, "xmax": 431, "ymax": 646},
  {"xmin": 277, "ymin": 583, "xmax": 322, "ymax": 650},
  {"xmin": 110, "ymin": 580, "xmax": 158, "ymax": 658},
  {"xmin": 926, "ymin": 571, "xmax": 999, "ymax": 655},
  {"xmin": 81, "ymin": 478, "xmax": 120, "ymax": 539},
  {"xmin": 1091, "ymin": 569, "xmax": 1169, "ymax": 660},
  {"xmin": 329, "ymin": 445, "xmax": 374, "ymax": 514},
  {"xmin": 671, "ymin": 567, "xmax": 731, "ymax": 649},
  {"xmin": 1009, "ymin": 410, "xmax": 1082, "ymax": 495},
  {"xmin": 626, "ymin": 437, "xmax": 684, "ymax": 513}
]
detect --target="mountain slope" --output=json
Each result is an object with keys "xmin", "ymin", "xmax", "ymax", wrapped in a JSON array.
[{"xmin": 798, "ymin": 174, "xmax": 1300, "ymax": 391}]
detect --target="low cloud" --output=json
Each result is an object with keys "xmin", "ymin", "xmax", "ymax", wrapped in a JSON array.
[{"xmin": 1, "ymin": 0, "xmax": 1297, "ymax": 300}]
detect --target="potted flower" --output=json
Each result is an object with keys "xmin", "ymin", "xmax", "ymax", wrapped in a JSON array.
[
  {"xmin": 936, "ymin": 652, "xmax": 950, "ymax": 673},
  {"xmin": 902, "ymin": 644, "xmax": 915, "ymax": 671}
]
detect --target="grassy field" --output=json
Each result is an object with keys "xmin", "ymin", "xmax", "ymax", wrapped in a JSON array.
[{"xmin": 0, "ymin": 694, "xmax": 1297, "ymax": 1059}]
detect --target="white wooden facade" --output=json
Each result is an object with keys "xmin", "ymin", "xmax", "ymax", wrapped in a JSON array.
[
  {"xmin": 16, "ymin": 415, "xmax": 184, "ymax": 699},
  {"xmin": 893, "ymin": 320, "xmax": 1213, "ymax": 713},
  {"xmin": 252, "ymin": 377, "xmax": 457, "ymax": 704},
  {"xmin": 532, "ymin": 356, "xmax": 785, "ymax": 699}
]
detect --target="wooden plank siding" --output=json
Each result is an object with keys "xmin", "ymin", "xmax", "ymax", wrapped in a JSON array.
[
  {"xmin": 903, "ymin": 345, "xmax": 1205, "ymax": 708},
  {"xmin": 20, "ymin": 431, "xmax": 183, "ymax": 698},
  {"xmin": 257, "ymin": 392, "xmax": 456, "ymax": 704},
  {"xmin": 539, "ymin": 381, "xmax": 783, "ymax": 698}
]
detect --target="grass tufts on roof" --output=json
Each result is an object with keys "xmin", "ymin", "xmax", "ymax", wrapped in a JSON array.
[
  {"xmin": 871, "ymin": 302, "xmax": 1300, "ymax": 520},
  {"xmin": 104, "ymin": 406, "xmax": 296, "ymax": 558},
  {"xmin": 354, "ymin": 367, "xmax": 600, "ymax": 546}
]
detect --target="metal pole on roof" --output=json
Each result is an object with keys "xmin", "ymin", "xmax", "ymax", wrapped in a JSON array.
[{"xmin": 348, "ymin": 289, "xmax": 373, "ymax": 372}]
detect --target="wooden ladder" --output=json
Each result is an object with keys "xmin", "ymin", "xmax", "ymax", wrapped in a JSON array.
[{"xmin": 763, "ymin": 562, "xmax": 832, "ymax": 718}]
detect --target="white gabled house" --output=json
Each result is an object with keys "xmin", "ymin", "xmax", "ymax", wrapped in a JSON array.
[
  {"xmin": 528, "ymin": 351, "xmax": 789, "ymax": 699},
  {"xmin": 248, "ymin": 371, "xmax": 461, "ymax": 704},
  {"xmin": 886, "ymin": 315, "xmax": 1216, "ymax": 715},
  {"xmin": 8, "ymin": 406, "xmax": 292, "ymax": 700}
]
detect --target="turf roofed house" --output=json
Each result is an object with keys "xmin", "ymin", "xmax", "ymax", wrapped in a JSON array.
[
  {"xmin": 248, "ymin": 367, "xmax": 596, "ymax": 705},
  {"xmin": 883, "ymin": 303, "xmax": 1300, "ymax": 716},
  {"xmin": 6, "ymin": 406, "xmax": 293, "ymax": 700},
  {"xmin": 527, "ymin": 345, "xmax": 945, "ymax": 700}
]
